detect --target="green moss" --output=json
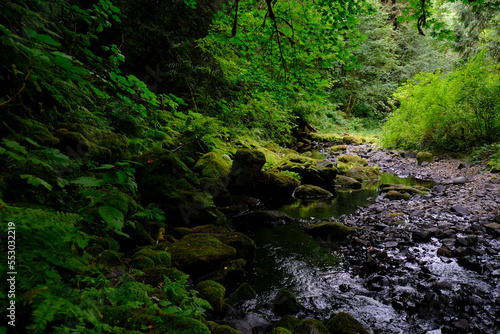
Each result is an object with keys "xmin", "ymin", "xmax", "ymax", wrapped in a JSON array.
[
  {"xmin": 155, "ymin": 313, "xmax": 211, "ymax": 334},
  {"xmin": 272, "ymin": 289, "xmax": 302, "ymax": 316},
  {"xmin": 227, "ymin": 282, "xmax": 257, "ymax": 304},
  {"xmin": 337, "ymin": 154, "xmax": 368, "ymax": 166},
  {"xmin": 345, "ymin": 166, "xmax": 380, "ymax": 181},
  {"xmin": 274, "ymin": 315, "xmax": 301, "ymax": 331},
  {"xmin": 270, "ymin": 154, "xmax": 337, "ymax": 186},
  {"xmin": 94, "ymin": 250, "xmax": 122, "ymax": 266},
  {"xmin": 342, "ymin": 135, "xmax": 365, "ymax": 145},
  {"xmin": 309, "ymin": 133, "xmax": 343, "ymax": 142},
  {"xmin": 196, "ymin": 280, "xmax": 226, "ymax": 313},
  {"xmin": 169, "ymin": 233, "xmax": 237, "ymax": 276},
  {"xmin": 416, "ymin": 152, "xmax": 433, "ymax": 165},
  {"xmin": 335, "ymin": 175, "xmax": 362, "ymax": 189},
  {"xmin": 199, "ymin": 258, "xmax": 247, "ymax": 286},
  {"xmin": 269, "ymin": 328, "xmax": 293, "ymax": 334},
  {"xmin": 325, "ymin": 312, "xmax": 369, "ymax": 334},
  {"xmin": 194, "ymin": 152, "xmax": 232, "ymax": 184},
  {"xmin": 294, "ymin": 319, "xmax": 329, "ymax": 334},
  {"xmin": 137, "ymin": 267, "xmax": 185, "ymax": 287},
  {"xmin": 294, "ymin": 184, "xmax": 333, "ymax": 199},
  {"xmin": 134, "ymin": 248, "xmax": 171, "ymax": 266},
  {"xmin": 205, "ymin": 321, "xmax": 243, "ymax": 334},
  {"xmin": 379, "ymin": 183, "xmax": 430, "ymax": 195},
  {"xmin": 384, "ymin": 190, "xmax": 411, "ymax": 201},
  {"xmin": 304, "ymin": 221, "xmax": 355, "ymax": 241},
  {"xmin": 330, "ymin": 145, "xmax": 348, "ymax": 152}
]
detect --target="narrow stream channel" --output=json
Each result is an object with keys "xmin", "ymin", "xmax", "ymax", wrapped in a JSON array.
[{"xmin": 227, "ymin": 173, "xmax": 436, "ymax": 333}]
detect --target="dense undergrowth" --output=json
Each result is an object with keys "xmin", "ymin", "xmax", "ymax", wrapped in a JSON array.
[{"xmin": 1, "ymin": 0, "xmax": 500, "ymax": 332}]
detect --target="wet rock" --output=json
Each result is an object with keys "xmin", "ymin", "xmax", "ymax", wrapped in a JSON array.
[
  {"xmin": 380, "ymin": 183, "xmax": 430, "ymax": 195},
  {"xmin": 453, "ymin": 319, "xmax": 470, "ymax": 333},
  {"xmin": 227, "ymin": 282, "xmax": 257, "ymax": 305},
  {"xmin": 335, "ymin": 175, "xmax": 362, "ymax": 189},
  {"xmin": 452, "ymin": 176, "xmax": 467, "ymax": 184},
  {"xmin": 455, "ymin": 235, "xmax": 478, "ymax": 247},
  {"xmin": 412, "ymin": 230, "xmax": 432, "ymax": 242},
  {"xmin": 229, "ymin": 149, "xmax": 266, "ymax": 193},
  {"xmin": 437, "ymin": 245, "xmax": 453, "ymax": 257},
  {"xmin": 270, "ymin": 154, "xmax": 338, "ymax": 187},
  {"xmin": 345, "ymin": 166, "xmax": 380, "ymax": 182},
  {"xmin": 384, "ymin": 190, "xmax": 410, "ymax": 201},
  {"xmin": 304, "ymin": 221, "xmax": 355, "ymax": 242},
  {"xmin": 196, "ymin": 280, "xmax": 226, "ymax": 313},
  {"xmin": 451, "ymin": 205, "xmax": 469, "ymax": 216},
  {"xmin": 325, "ymin": 312, "xmax": 369, "ymax": 334},
  {"xmin": 337, "ymin": 154, "xmax": 368, "ymax": 166},
  {"xmin": 294, "ymin": 184, "xmax": 333, "ymax": 199},
  {"xmin": 260, "ymin": 171, "xmax": 301, "ymax": 200},
  {"xmin": 234, "ymin": 210, "xmax": 295, "ymax": 227},
  {"xmin": 484, "ymin": 222, "xmax": 500, "ymax": 233},
  {"xmin": 273, "ymin": 315, "xmax": 301, "ymax": 332},
  {"xmin": 330, "ymin": 145, "xmax": 348, "ymax": 153},
  {"xmin": 273, "ymin": 289, "xmax": 302, "ymax": 316}
]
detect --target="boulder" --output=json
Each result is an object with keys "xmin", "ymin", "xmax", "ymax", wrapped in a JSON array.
[
  {"xmin": 259, "ymin": 170, "xmax": 301, "ymax": 200},
  {"xmin": 270, "ymin": 154, "xmax": 337, "ymax": 187},
  {"xmin": 385, "ymin": 190, "xmax": 411, "ymax": 201},
  {"xmin": 131, "ymin": 248, "xmax": 171, "ymax": 270},
  {"xmin": 325, "ymin": 312, "xmax": 369, "ymax": 334},
  {"xmin": 234, "ymin": 210, "xmax": 295, "ymax": 227},
  {"xmin": 54, "ymin": 123, "xmax": 129, "ymax": 163},
  {"xmin": 335, "ymin": 175, "xmax": 362, "ymax": 189},
  {"xmin": 294, "ymin": 184, "xmax": 333, "ymax": 199},
  {"xmin": 345, "ymin": 166, "xmax": 380, "ymax": 182},
  {"xmin": 294, "ymin": 319, "xmax": 329, "ymax": 334},
  {"xmin": 196, "ymin": 280, "xmax": 226, "ymax": 313},
  {"xmin": 273, "ymin": 289, "xmax": 302, "ymax": 316},
  {"xmin": 304, "ymin": 221, "xmax": 355, "ymax": 242},
  {"xmin": 330, "ymin": 145, "xmax": 348, "ymax": 153},
  {"xmin": 228, "ymin": 149, "xmax": 266, "ymax": 193},
  {"xmin": 227, "ymin": 282, "xmax": 257, "ymax": 305},
  {"xmin": 273, "ymin": 315, "xmax": 301, "ymax": 332},
  {"xmin": 416, "ymin": 152, "xmax": 433, "ymax": 165},
  {"xmin": 169, "ymin": 233, "xmax": 237, "ymax": 277},
  {"xmin": 199, "ymin": 258, "xmax": 247, "ymax": 289},
  {"xmin": 337, "ymin": 154, "xmax": 368, "ymax": 166},
  {"xmin": 194, "ymin": 152, "xmax": 233, "ymax": 205},
  {"xmin": 132, "ymin": 148, "xmax": 225, "ymax": 226},
  {"xmin": 379, "ymin": 183, "xmax": 430, "ymax": 195}
]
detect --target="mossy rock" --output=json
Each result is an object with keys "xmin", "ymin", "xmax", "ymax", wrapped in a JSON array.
[
  {"xmin": 270, "ymin": 155, "xmax": 337, "ymax": 187},
  {"xmin": 325, "ymin": 312, "xmax": 369, "ymax": 334},
  {"xmin": 345, "ymin": 166, "xmax": 380, "ymax": 182},
  {"xmin": 136, "ymin": 267, "xmax": 185, "ymax": 287},
  {"xmin": 379, "ymin": 183, "xmax": 430, "ymax": 195},
  {"xmin": 384, "ymin": 190, "xmax": 411, "ymax": 201},
  {"xmin": 272, "ymin": 289, "xmax": 302, "ymax": 316},
  {"xmin": 259, "ymin": 170, "xmax": 301, "ymax": 200},
  {"xmin": 131, "ymin": 248, "xmax": 171, "ymax": 270},
  {"xmin": 294, "ymin": 319, "xmax": 329, "ymax": 334},
  {"xmin": 337, "ymin": 155, "xmax": 368, "ymax": 166},
  {"xmin": 309, "ymin": 133, "xmax": 343, "ymax": 142},
  {"xmin": 269, "ymin": 328, "xmax": 293, "ymax": 334},
  {"xmin": 169, "ymin": 233, "xmax": 237, "ymax": 277},
  {"xmin": 416, "ymin": 152, "xmax": 433, "ymax": 165},
  {"xmin": 133, "ymin": 148, "xmax": 225, "ymax": 226},
  {"xmin": 489, "ymin": 164, "xmax": 500, "ymax": 173},
  {"xmin": 335, "ymin": 175, "xmax": 362, "ymax": 189},
  {"xmin": 228, "ymin": 149, "xmax": 266, "ymax": 193},
  {"xmin": 94, "ymin": 250, "xmax": 123, "ymax": 266},
  {"xmin": 54, "ymin": 123, "xmax": 129, "ymax": 163},
  {"xmin": 274, "ymin": 315, "xmax": 301, "ymax": 331},
  {"xmin": 294, "ymin": 184, "xmax": 333, "ymax": 199},
  {"xmin": 330, "ymin": 145, "xmax": 348, "ymax": 152},
  {"xmin": 174, "ymin": 224, "xmax": 256, "ymax": 264},
  {"xmin": 196, "ymin": 280, "xmax": 226, "ymax": 313},
  {"xmin": 227, "ymin": 282, "xmax": 257, "ymax": 305},
  {"xmin": 304, "ymin": 221, "xmax": 355, "ymax": 242},
  {"xmin": 205, "ymin": 322, "xmax": 243, "ymax": 334},
  {"xmin": 342, "ymin": 135, "xmax": 365, "ymax": 145},
  {"xmin": 155, "ymin": 313, "xmax": 211, "ymax": 334},
  {"xmin": 194, "ymin": 152, "xmax": 232, "ymax": 185},
  {"xmin": 234, "ymin": 210, "xmax": 295, "ymax": 227}
]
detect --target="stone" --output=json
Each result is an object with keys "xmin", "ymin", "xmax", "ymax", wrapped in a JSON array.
[
  {"xmin": 452, "ymin": 176, "xmax": 467, "ymax": 184},
  {"xmin": 259, "ymin": 171, "xmax": 301, "ymax": 200},
  {"xmin": 345, "ymin": 166, "xmax": 380, "ymax": 182},
  {"xmin": 455, "ymin": 235, "xmax": 478, "ymax": 247},
  {"xmin": 304, "ymin": 221, "xmax": 355, "ymax": 242},
  {"xmin": 229, "ymin": 149, "xmax": 266, "ymax": 193},
  {"xmin": 227, "ymin": 282, "xmax": 257, "ymax": 304},
  {"xmin": 293, "ymin": 184, "xmax": 333, "ymax": 199},
  {"xmin": 335, "ymin": 175, "xmax": 362, "ymax": 189},
  {"xmin": 234, "ymin": 210, "xmax": 295, "ymax": 227},
  {"xmin": 270, "ymin": 154, "xmax": 338, "ymax": 187},
  {"xmin": 131, "ymin": 248, "xmax": 171, "ymax": 270},
  {"xmin": 273, "ymin": 289, "xmax": 302, "ymax": 316},
  {"xmin": 294, "ymin": 319, "xmax": 329, "ymax": 334},
  {"xmin": 196, "ymin": 280, "xmax": 226, "ymax": 313},
  {"xmin": 169, "ymin": 233, "xmax": 237, "ymax": 277},
  {"xmin": 385, "ymin": 190, "xmax": 411, "ymax": 201},
  {"xmin": 273, "ymin": 315, "xmax": 301, "ymax": 331},
  {"xmin": 325, "ymin": 312, "xmax": 369, "ymax": 334},
  {"xmin": 416, "ymin": 152, "xmax": 433, "ymax": 165},
  {"xmin": 451, "ymin": 205, "xmax": 469, "ymax": 216},
  {"xmin": 437, "ymin": 245, "xmax": 453, "ymax": 257},
  {"xmin": 337, "ymin": 154, "xmax": 368, "ymax": 166}
]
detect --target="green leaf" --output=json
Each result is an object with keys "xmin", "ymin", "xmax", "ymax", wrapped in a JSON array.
[
  {"xmin": 20, "ymin": 174, "xmax": 53, "ymax": 191},
  {"xmin": 70, "ymin": 176, "xmax": 104, "ymax": 187},
  {"xmin": 25, "ymin": 28, "xmax": 61, "ymax": 47},
  {"xmin": 99, "ymin": 206, "xmax": 125, "ymax": 233}
]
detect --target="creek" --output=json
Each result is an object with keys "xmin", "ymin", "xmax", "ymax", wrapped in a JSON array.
[{"xmin": 226, "ymin": 151, "xmax": 500, "ymax": 334}]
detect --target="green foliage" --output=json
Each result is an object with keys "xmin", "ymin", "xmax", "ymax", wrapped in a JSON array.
[
  {"xmin": 381, "ymin": 52, "xmax": 500, "ymax": 151},
  {"xmin": 159, "ymin": 275, "xmax": 212, "ymax": 318},
  {"xmin": 280, "ymin": 170, "xmax": 302, "ymax": 181}
]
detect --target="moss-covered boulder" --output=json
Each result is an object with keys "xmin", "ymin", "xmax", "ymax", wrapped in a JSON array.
[
  {"xmin": 199, "ymin": 258, "xmax": 247, "ymax": 288},
  {"xmin": 294, "ymin": 184, "xmax": 333, "ymax": 199},
  {"xmin": 269, "ymin": 328, "xmax": 293, "ymax": 334},
  {"xmin": 345, "ymin": 166, "xmax": 380, "ymax": 182},
  {"xmin": 174, "ymin": 224, "xmax": 256, "ymax": 264},
  {"xmin": 194, "ymin": 152, "xmax": 233, "ymax": 205},
  {"xmin": 196, "ymin": 280, "xmax": 226, "ymax": 313},
  {"xmin": 53, "ymin": 123, "xmax": 129, "ymax": 163},
  {"xmin": 342, "ymin": 135, "xmax": 365, "ymax": 145},
  {"xmin": 94, "ymin": 250, "xmax": 123, "ymax": 267},
  {"xmin": 205, "ymin": 322, "xmax": 244, "ymax": 334},
  {"xmin": 169, "ymin": 233, "xmax": 237, "ymax": 277},
  {"xmin": 259, "ymin": 170, "xmax": 301, "ymax": 200},
  {"xmin": 270, "ymin": 155, "xmax": 338, "ymax": 187},
  {"xmin": 272, "ymin": 289, "xmax": 302, "ymax": 316},
  {"xmin": 227, "ymin": 282, "xmax": 257, "ymax": 305},
  {"xmin": 379, "ymin": 183, "xmax": 430, "ymax": 195},
  {"xmin": 228, "ymin": 149, "xmax": 266, "ymax": 193},
  {"xmin": 132, "ymin": 148, "xmax": 225, "ymax": 226},
  {"xmin": 330, "ymin": 145, "xmax": 348, "ymax": 153},
  {"xmin": 304, "ymin": 221, "xmax": 355, "ymax": 242},
  {"xmin": 384, "ymin": 190, "xmax": 411, "ymax": 201},
  {"xmin": 131, "ymin": 248, "xmax": 171, "ymax": 270},
  {"xmin": 416, "ymin": 152, "xmax": 433, "ymax": 165},
  {"xmin": 294, "ymin": 319, "xmax": 329, "ymax": 334},
  {"xmin": 325, "ymin": 312, "xmax": 369, "ymax": 334},
  {"xmin": 337, "ymin": 155, "xmax": 368, "ymax": 166},
  {"xmin": 335, "ymin": 175, "xmax": 362, "ymax": 189},
  {"xmin": 273, "ymin": 315, "xmax": 301, "ymax": 332}
]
